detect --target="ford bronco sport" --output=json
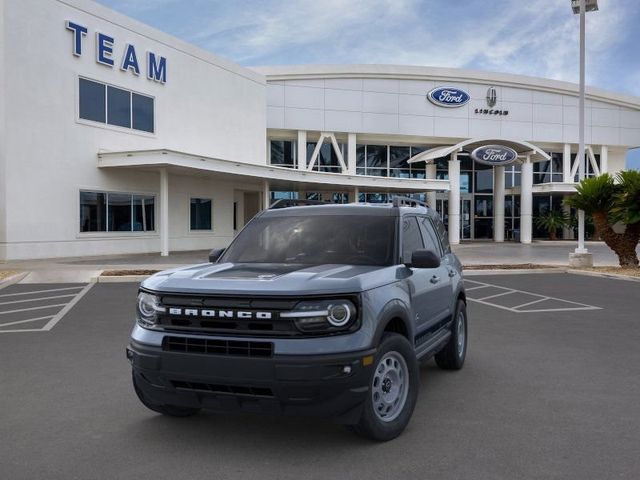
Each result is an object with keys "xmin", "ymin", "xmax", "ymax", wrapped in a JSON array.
[{"xmin": 127, "ymin": 197, "xmax": 467, "ymax": 441}]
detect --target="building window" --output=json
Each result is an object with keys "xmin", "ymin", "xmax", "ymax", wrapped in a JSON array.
[
  {"xmin": 356, "ymin": 145, "xmax": 428, "ymax": 177},
  {"xmin": 190, "ymin": 198, "xmax": 212, "ymax": 230},
  {"xmin": 78, "ymin": 78, "xmax": 154, "ymax": 133},
  {"xmin": 270, "ymin": 141, "xmax": 296, "ymax": 168},
  {"xmin": 534, "ymin": 153, "xmax": 564, "ymax": 184},
  {"xmin": 80, "ymin": 191, "xmax": 155, "ymax": 233},
  {"xmin": 306, "ymin": 142, "xmax": 344, "ymax": 172}
]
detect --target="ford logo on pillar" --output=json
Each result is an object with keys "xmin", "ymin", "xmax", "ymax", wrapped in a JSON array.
[
  {"xmin": 471, "ymin": 145, "xmax": 519, "ymax": 166},
  {"xmin": 427, "ymin": 86, "xmax": 470, "ymax": 108}
]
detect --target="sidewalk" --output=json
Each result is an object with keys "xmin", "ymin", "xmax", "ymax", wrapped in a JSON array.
[{"xmin": 1, "ymin": 242, "xmax": 636, "ymax": 283}]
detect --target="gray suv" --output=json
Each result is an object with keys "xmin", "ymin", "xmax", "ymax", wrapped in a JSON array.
[{"xmin": 127, "ymin": 197, "xmax": 467, "ymax": 441}]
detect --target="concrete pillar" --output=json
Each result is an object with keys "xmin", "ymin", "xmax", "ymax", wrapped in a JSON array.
[
  {"xmin": 448, "ymin": 154, "xmax": 461, "ymax": 244},
  {"xmin": 563, "ymin": 143, "xmax": 572, "ymax": 183},
  {"xmin": 297, "ymin": 131, "xmax": 307, "ymax": 170},
  {"xmin": 493, "ymin": 165, "xmax": 505, "ymax": 242},
  {"xmin": 426, "ymin": 163, "xmax": 437, "ymax": 208},
  {"xmin": 520, "ymin": 156, "xmax": 533, "ymax": 244},
  {"xmin": 347, "ymin": 133, "xmax": 357, "ymax": 175},
  {"xmin": 262, "ymin": 180, "xmax": 270, "ymax": 210},
  {"xmin": 353, "ymin": 186, "xmax": 360, "ymax": 203},
  {"xmin": 562, "ymin": 198, "xmax": 573, "ymax": 240},
  {"xmin": 600, "ymin": 145, "xmax": 608, "ymax": 174},
  {"xmin": 160, "ymin": 168, "xmax": 169, "ymax": 257}
]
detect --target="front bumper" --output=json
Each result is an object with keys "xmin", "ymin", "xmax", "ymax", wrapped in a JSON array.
[{"xmin": 128, "ymin": 340, "xmax": 376, "ymax": 423}]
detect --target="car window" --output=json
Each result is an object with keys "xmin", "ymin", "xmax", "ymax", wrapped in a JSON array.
[
  {"xmin": 419, "ymin": 217, "xmax": 443, "ymax": 257},
  {"xmin": 402, "ymin": 217, "xmax": 424, "ymax": 264},
  {"xmin": 431, "ymin": 214, "xmax": 451, "ymax": 254}
]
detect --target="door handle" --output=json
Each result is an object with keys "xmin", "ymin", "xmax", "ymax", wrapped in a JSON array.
[
  {"xmin": 430, "ymin": 275, "xmax": 440, "ymax": 284},
  {"xmin": 448, "ymin": 269, "xmax": 456, "ymax": 277}
]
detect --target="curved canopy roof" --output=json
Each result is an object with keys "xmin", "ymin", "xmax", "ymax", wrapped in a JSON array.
[{"xmin": 407, "ymin": 138, "xmax": 551, "ymax": 164}]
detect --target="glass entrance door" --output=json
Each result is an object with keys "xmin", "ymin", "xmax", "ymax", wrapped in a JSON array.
[{"xmin": 460, "ymin": 196, "xmax": 472, "ymax": 240}]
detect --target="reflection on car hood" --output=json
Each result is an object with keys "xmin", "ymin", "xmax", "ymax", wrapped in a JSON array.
[{"xmin": 141, "ymin": 262, "xmax": 400, "ymax": 295}]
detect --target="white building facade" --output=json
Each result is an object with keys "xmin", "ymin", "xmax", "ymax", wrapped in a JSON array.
[{"xmin": 1, "ymin": 0, "xmax": 639, "ymax": 260}]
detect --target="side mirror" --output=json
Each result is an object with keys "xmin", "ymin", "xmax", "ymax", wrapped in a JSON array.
[
  {"xmin": 208, "ymin": 248, "xmax": 225, "ymax": 263},
  {"xmin": 407, "ymin": 249, "xmax": 440, "ymax": 269}
]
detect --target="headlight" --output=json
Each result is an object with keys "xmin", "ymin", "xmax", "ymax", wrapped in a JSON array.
[
  {"xmin": 282, "ymin": 299, "xmax": 357, "ymax": 333},
  {"xmin": 136, "ymin": 292, "xmax": 164, "ymax": 327}
]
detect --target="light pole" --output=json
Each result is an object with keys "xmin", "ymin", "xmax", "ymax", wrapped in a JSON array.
[{"xmin": 569, "ymin": 0, "xmax": 597, "ymax": 266}]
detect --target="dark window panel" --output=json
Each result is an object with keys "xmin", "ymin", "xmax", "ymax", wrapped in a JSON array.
[
  {"xmin": 80, "ymin": 191, "xmax": 106, "ymax": 232},
  {"xmin": 190, "ymin": 198, "xmax": 212, "ymax": 230},
  {"xmin": 107, "ymin": 86, "xmax": 131, "ymax": 128},
  {"xmin": 389, "ymin": 146, "xmax": 410, "ymax": 169},
  {"xmin": 108, "ymin": 193, "xmax": 133, "ymax": 231},
  {"xmin": 132, "ymin": 93, "xmax": 154, "ymax": 133},
  {"xmin": 366, "ymin": 145, "xmax": 387, "ymax": 169},
  {"xmin": 356, "ymin": 145, "xmax": 366, "ymax": 167},
  {"xmin": 79, "ymin": 79, "xmax": 106, "ymax": 123},
  {"xmin": 133, "ymin": 195, "xmax": 155, "ymax": 231}
]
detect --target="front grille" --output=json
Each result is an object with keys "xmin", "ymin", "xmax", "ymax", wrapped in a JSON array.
[
  {"xmin": 163, "ymin": 336, "xmax": 273, "ymax": 357},
  {"xmin": 171, "ymin": 380, "xmax": 274, "ymax": 397}
]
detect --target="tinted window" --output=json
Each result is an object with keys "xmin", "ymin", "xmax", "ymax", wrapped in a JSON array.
[
  {"xmin": 79, "ymin": 79, "xmax": 106, "ymax": 123},
  {"xmin": 190, "ymin": 198, "xmax": 212, "ymax": 230},
  {"xmin": 80, "ymin": 191, "xmax": 106, "ymax": 232},
  {"xmin": 401, "ymin": 217, "xmax": 424, "ymax": 264},
  {"xmin": 108, "ymin": 193, "xmax": 132, "ymax": 231},
  {"xmin": 107, "ymin": 86, "xmax": 131, "ymax": 128},
  {"xmin": 220, "ymin": 215, "xmax": 396, "ymax": 266},
  {"xmin": 133, "ymin": 195, "xmax": 155, "ymax": 231},
  {"xmin": 270, "ymin": 141, "xmax": 296, "ymax": 167},
  {"xmin": 432, "ymin": 215, "xmax": 451, "ymax": 253},
  {"xmin": 132, "ymin": 93, "xmax": 154, "ymax": 133},
  {"xmin": 419, "ymin": 217, "xmax": 443, "ymax": 257}
]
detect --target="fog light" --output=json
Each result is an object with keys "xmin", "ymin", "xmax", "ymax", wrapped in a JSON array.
[
  {"xmin": 342, "ymin": 365, "xmax": 352, "ymax": 374},
  {"xmin": 362, "ymin": 355, "xmax": 374, "ymax": 366}
]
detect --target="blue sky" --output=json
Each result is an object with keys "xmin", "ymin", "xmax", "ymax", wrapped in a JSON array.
[{"xmin": 96, "ymin": 0, "xmax": 640, "ymax": 169}]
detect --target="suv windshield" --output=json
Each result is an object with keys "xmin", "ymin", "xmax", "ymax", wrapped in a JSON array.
[{"xmin": 220, "ymin": 214, "xmax": 397, "ymax": 266}]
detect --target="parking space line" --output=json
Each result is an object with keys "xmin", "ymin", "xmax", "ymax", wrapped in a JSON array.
[
  {"xmin": 0, "ymin": 286, "xmax": 84, "ymax": 298},
  {"xmin": 464, "ymin": 279, "xmax": 601, "ymax": 313},
  {"xmin": 0, "ymin": 293, "xmax": 78, "ymax": 306},
  {"xmin": 0, "ymin": 315, "xmax": 54, "ymax": 328},
  {"xmin": 42, "ymin": 283, "xmax": 95, "ymax": 331},
  {"xmin": 0, "ymin": 303, "xmax": 68, "ymax": 315}
]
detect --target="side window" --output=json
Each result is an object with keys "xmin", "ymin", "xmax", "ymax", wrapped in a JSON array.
[
  {"xmin": 432, "ymin": 215, "xmax": 451, "ymax": 254},
  {"xmin": 419, "ymin": 217, "xmax": 443, "ymax": 257},
  {"xmin": 402, "ymin": 217, "xmax": 424, "ymax": 264}
]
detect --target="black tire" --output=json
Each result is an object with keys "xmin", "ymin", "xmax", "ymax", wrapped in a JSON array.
[
  {"xmin": 132, "ymin": 372, "xmax": 200, "ymax": 417},
  {"xmin": 351, "ymin": 333, "xmax": 419, "ymax": 441},
  {"xmin": 435, "ymin": 299, "xmax": 467, "ymax": 370}
]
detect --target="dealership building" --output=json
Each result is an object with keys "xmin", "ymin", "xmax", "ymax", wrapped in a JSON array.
[{"xmin": 1, "ymin": 0, "xmax": 639, "ymax": 261}]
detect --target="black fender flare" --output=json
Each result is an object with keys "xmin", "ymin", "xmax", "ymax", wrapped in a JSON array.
[{"xmin": 371, "ymin": 299, "xmax": 414, "ymax": 347}]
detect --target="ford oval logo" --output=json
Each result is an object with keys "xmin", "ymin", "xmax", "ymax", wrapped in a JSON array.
[
  {"xmin": 427, "ymin": 86, "xmax": 470, "ymax": 108},
  {"xmin": 471, "ymin": 145, "xmax": 519, "ymax": 166}
]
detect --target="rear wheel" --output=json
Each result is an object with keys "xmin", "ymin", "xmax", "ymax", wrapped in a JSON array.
[
  {"xmin": 435, "ymin": 299, "xmax": 467, "ymax": 370},
  {"xmin": 351, "ymin": 333, "xmax": 419, "ymax": 441},
  {"xmin": 132, "ymin": 372, "xmax": 200, "ymax": 417}
]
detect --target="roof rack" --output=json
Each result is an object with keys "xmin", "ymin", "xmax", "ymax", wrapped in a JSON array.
[
  {"xmin": 269, "ymin": 198, "xmax": 329, "ymax": 209},
  {"xmin": 391, "ymin": 196, "xmax": 429, "ymax": 209}
]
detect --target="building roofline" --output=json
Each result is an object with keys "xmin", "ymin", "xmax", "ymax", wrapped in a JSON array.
[{"xmin": 251, "ymin": 64, "xmax": 640, "ymax": 109}]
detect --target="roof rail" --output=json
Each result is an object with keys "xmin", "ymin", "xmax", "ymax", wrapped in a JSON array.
[
  {"xmin": 269, "ymin": 198, "xmax": 329, "ymax": 209},
  {"xmin": 391, "ymin": 196, "xmax": 429, "ymax": 209}
]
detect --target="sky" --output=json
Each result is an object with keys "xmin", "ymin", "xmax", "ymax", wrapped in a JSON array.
[{"xmin": 95, "ymin": 0, "xmax": 640, "ymax": 169}]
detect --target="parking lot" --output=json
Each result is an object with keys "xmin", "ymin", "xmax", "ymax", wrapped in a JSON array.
[{"xmin": 1, "ymin": 273, "xmax": 639, "ymax": 480}]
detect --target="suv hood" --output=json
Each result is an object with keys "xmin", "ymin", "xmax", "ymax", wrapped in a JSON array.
[{"xmin": 141, "ymin": 262, "xmax": 399, "ymax": 296}]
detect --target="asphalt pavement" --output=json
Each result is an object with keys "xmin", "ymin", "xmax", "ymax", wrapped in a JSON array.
[{"xmin": 1, "ymin": 273, "xmax": 639, "ymax": 480}]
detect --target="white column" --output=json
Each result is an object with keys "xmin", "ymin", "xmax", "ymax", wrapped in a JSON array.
[
  {"xmin": 520, "ymin": 156, "xmax": 533, "ymax": 244},
  {"xmin": 297, "ymin": 130, "xmax": 307, "ymax": 170},
  {"xmin": 262, "ymin": 180, "xmax": 270, "ymax": 210},
  {"xmin": 493, "ymin": 165, "xmax": 505, "ymax": 242},
  {"xmin": 426, "ymin": 163, "xmax": 437, "ymax": 208},
  {"xmin": 160, "ymin": 168, "xmax": 169, "ymax": 257},
  {"xmin": 448, "ymin": 154, "xmax": 460, "ymax": 245},
  {"xmin": 353, "ymin": 186, "xmax": 360, "ymax": 203},
  {"xmin": 563, "ymin": 143, "xmax": 573, "ymax": 183},
  {"xmin": 347, "ymin": 133, "xmax": 357, "ymax": 175},
  {"xmin": 600, "ymin": 145, "xmax": 608, "ymax": 174}
]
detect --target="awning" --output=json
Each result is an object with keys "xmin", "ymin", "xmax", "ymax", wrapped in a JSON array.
[
  {"xmin": 408, "ymin": 138, "xmax": 551, "ymax": 164},
  {"xmin": 97, "ymin": 149, "xmax": 450, "ymax": 192}
]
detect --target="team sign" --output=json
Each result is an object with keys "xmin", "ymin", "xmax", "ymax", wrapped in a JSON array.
[{"xmin": 66, "ymin": 21, "xmax": 167, "ymax": 84}]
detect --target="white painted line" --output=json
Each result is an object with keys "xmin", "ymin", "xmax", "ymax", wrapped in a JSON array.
[
  {"xmin": 0, "ymin": 303, "xmax": 67, "ymax": 315},
  {"xmin": 0, "ymin": 286, "xmax": 84, "ymax": 298},
  {"xmin": 477, "ymin": 290, "xmax": 516, "ymax": 301},
  {"xmin": 42, "ymin": 283, "xmax": 95, "ymax": 331},
  {"xmin": 0, "ymin": 315, "xmax": 54, "ymax": 328},
  {"xmin": 511, "ymin": 297, "xmax": 548, "ymax": 309},
  {"xmin": 465, "ymin": 285, "xmax": 491, "ymax": 292},
  {"xmin": 515, "ymin": 306, "xmax": 601, "ymax": 313},
  {"xmin": 0, "ymin": 293, "xmax": 78, "ymax": 307}
]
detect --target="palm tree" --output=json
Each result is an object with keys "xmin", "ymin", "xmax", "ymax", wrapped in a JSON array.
[
  {"xmin": 565, "ymin": 172, "xmax": 640, "ymax": 267},
  {"xmin": 535, "ymin": 209, "xmax": 568, "ymax": 240}
]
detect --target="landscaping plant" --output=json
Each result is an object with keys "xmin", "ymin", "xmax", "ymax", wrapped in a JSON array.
[{"xmin": 535, "ymin": 209, "xmax": 568, "ymax": 240}]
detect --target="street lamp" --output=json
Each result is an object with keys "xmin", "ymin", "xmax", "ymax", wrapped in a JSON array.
[{"xmin": 570, "ymin": 0, "xmax": 597, "ymax": 266}]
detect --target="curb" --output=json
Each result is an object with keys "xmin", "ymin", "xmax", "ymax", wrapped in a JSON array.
[
  {"xmin": 0, "ymin": 272, "xmax": 29, "ymax": 290},
  {"xmin": 93, "ymin": 275, "xmax": 149, "ymax": 283}
]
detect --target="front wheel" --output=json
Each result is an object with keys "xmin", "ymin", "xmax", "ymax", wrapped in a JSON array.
[
  {"xmin": 435, "ymin": 299, "xmax": 467, "ymax": 370},
  {"xmin": 351, "ymin": 333, "xmax": 419, "ymax": 441},
  {"xmin": 132, "ymin": 372, "xmax": 201, "ymax": 417}
]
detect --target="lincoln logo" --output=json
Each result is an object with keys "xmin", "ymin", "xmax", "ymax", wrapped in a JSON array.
[
  {"xmin": 486, "ymin": 86, "xmax": 497, "ymax": 107},
  {"xmin": 168, "ymin": 308, "xmax": 272, "ymax": 320},
  {"xmin": 470, "ymin": 145, "xmax": 518, "ymax": 166},
  {"xmin": 427, "ymin": 87, "xmax": 470, "ymax": 108}
]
